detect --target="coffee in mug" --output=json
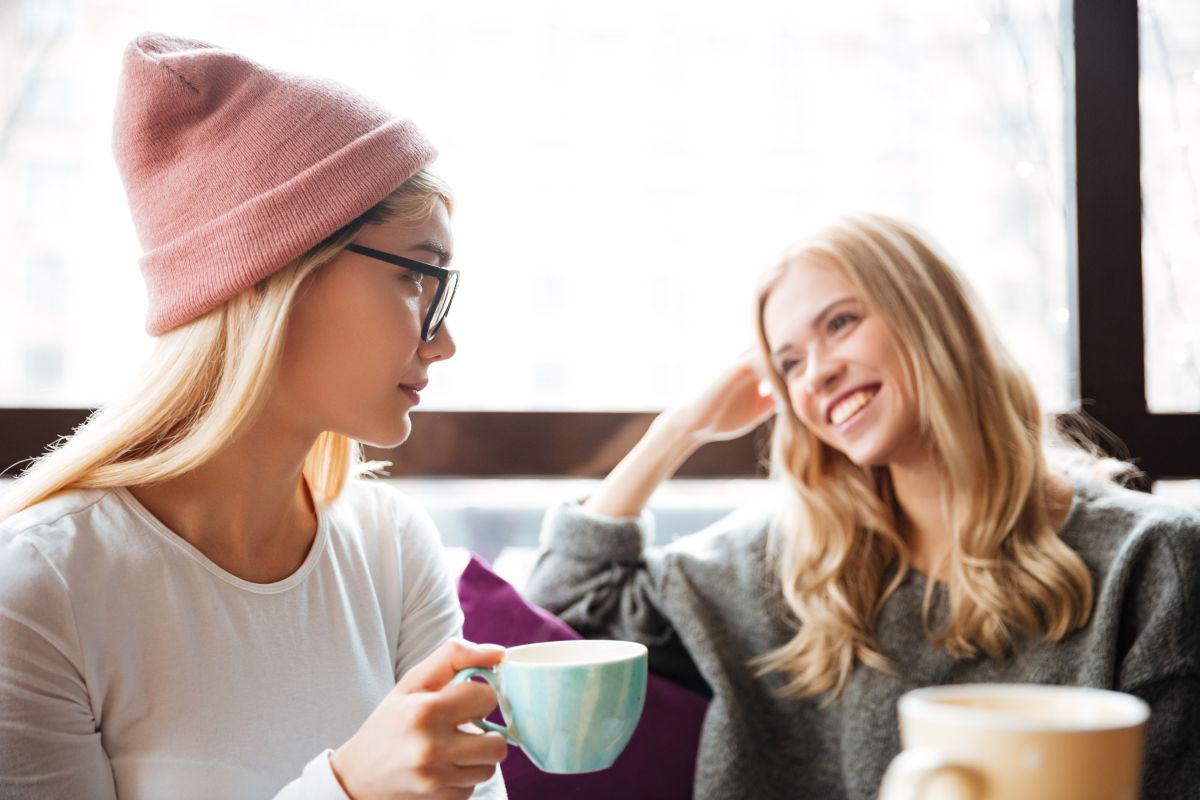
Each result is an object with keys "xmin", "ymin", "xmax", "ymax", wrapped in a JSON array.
[
  {"xmin": 878, "ymin": 683, "xmax": 1150, "ymax": 800},
  {"xmin": 452, "ymin": 639, "xmax": 648, "ymax": 774}
]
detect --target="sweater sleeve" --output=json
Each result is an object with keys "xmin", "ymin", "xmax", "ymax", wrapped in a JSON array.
[
  {"xmin": 524, "ymin": 500, "xmax": 706, "ymax": 693},
  {"xmin": 1112, "ymin": 512, "xmax": 1200, "ymax": 799},
  {"xmin": 0, "ymin": 533, "xmax": 117, "ymax": 800},
  {"xmin": 1128, "ymin": 677, "xmax": 1200, "ymax": 800}
]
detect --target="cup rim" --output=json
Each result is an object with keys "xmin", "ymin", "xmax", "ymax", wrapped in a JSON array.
[
  {"xmin": 502, "ymin": 639, "xmax": 648, "ymax": 667},
  {"xmin": 898, "ymin": 683, "xmax": 1150, "ymax": 732}
]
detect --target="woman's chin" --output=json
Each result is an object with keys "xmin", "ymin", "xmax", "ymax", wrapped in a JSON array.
[
  {"xmin": 355, "ymin": 419, "xmax": 413, "ymax": 450},
  {"xmin": 837, "ymin": 438, "xmax": 891, "ymax": 469}
]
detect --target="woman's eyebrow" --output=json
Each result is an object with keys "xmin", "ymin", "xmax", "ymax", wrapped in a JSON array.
[
  {"xmin": 411, "ymin": 240, "xmax": 451, "ymax": 266},
  {"xmin": 809, "ymin": 296, "xmax": 856, "ymax": 330}
]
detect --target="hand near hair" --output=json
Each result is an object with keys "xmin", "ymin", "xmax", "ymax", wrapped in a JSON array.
[
  {"xmin": 658, "ymin": 351, "xmax": 778, "ymax": 445},
  {"xmin": 330, "ymin": 638, "xmax": 508, "ymax": 800},
  {"xmin": 584, "ymin": 352, "xmax": 777, "ymax": 519}
]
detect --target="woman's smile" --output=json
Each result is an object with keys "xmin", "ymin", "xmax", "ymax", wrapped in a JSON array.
[{"xmin": 827, "ymin": 383, "xmax": 882, "ymax": 431}]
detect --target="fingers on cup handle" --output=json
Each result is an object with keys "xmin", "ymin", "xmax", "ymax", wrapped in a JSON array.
[
  {"xmin": 440, "ymin": 679, "xmax": 501, "ymax": 724},
  {"xmin": 449, "ymin": 729, "xmax": 510, "ymax": 769},
  {"xmin": 399, "ymin": 638, "xmax": 506, "ymax": 693}
]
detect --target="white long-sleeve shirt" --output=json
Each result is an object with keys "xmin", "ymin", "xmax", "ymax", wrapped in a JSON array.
[{"xmin": 0, "ymin": 481, "xmax": 505, "ymax": 799}]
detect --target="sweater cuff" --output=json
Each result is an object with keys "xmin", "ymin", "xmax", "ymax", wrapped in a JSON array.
[{"xmin": 539, "ymin": 499, "xmax": 654, "ymax": 562}]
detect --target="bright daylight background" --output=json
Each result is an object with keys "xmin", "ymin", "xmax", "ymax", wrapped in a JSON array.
[
  {"xmin": 2, "ymin": 0, "xmax": 1198, "ymax": 574},
  {"xmin": 1, "ymin": 0, "xmax": 1084, "ymax": 412},
  {"xmin": 1, "ymin": 1, "xmax": 1197, "ymax": 413}
]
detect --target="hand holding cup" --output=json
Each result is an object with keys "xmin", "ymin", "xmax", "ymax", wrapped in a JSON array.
[{"xmin": 330, "ymin": 638, "xmax": 509, "ymax": 800}]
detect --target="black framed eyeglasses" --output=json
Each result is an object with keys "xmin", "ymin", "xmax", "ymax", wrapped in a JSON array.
[{"xmin": 345, "ymin": 243, "xmax": 459, "ymax": 342}]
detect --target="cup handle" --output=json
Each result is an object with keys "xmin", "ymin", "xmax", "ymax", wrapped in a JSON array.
[
  {"xmin": 450, "ymin": 667, "xmax": 515, "ymax": 743},
  {"xmin": 878, "ymin": 747, "xmax": 984, "ymax": 800}
]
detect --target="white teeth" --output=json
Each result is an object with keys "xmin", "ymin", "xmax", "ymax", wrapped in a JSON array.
[{"xmin": 829, "ymin": 389, "xmax": 877, "ymax": 426}]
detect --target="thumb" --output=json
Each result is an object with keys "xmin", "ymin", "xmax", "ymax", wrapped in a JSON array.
[{"xmin": 397, "ymin": 637, "xmax": 506, "ymax": 693}]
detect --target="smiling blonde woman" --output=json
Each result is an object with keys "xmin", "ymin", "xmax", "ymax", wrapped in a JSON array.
[
  {"xmin": 525, "ymin": 213, "xmax": 1200, "ymax": 800},
  {"xmin": 0, "ymin": 33, "xmax": 506, "ymax": 800}
]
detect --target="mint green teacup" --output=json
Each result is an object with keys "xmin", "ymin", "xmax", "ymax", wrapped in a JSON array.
[{"xmin": 452, "ymin": 639, "xmax": 648, "ymax": 774}]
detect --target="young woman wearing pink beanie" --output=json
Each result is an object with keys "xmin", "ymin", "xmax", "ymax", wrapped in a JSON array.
[{"xmin": 0, "ymin": 33, "xmax": 506, "ymax": 799}]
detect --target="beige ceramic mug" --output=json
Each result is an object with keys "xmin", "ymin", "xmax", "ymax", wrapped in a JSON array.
[{"xmin": 878, "ymin": 684, "xmax": 1150, "ymax": 800}]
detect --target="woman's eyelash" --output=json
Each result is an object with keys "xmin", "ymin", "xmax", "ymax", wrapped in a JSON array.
[
  {"xmin": 829, "ymin": 312, "xmax": 858, "ymax": 332},
  {"xmin": 778, "ymin": 311, "xmax": 861, "ymax": 374}
]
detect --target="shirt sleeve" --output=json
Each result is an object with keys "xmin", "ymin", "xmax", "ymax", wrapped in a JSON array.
[
  {"xmin": 392, "ymin": 499, "xmax": 466, "ymax": 682},
  {"xmin": 270, "ymin": 750, "xmax": 351, "ymax": 799},
  {"xmin": 275, "ymin": 491, "xmax": 504, "ymax": 799},
  {"xmin": 0, "ymin": 532, "xmax": 117, "ymax": 800},
  {"xmin": 267, "ymin": 752, "xmax": 505, "ymax": 800},
  {"xmin": 471, "ymin": 768, "xmax": 508, "ymax": 798},
  {"xmin": 389, "ymin": 495, "xmax": 509, "ymax": 799}
]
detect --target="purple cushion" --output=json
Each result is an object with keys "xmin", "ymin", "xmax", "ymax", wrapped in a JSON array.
[{"xmin": 458, "ymin": 555, "xmax": 708, "ymax": 800}]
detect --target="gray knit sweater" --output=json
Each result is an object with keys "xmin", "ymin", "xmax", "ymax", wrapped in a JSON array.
[{"xmin": 525, "ymin": 480, "xmax": 1200, "ymax": 800}]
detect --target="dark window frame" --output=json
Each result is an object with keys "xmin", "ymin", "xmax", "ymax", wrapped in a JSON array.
[
  {"xmin": 1071, "ymin": 0, "xmax": 1198, "ymax": 483},
  {"xmin": 2, "ymin": 0, "xmax": 1196, "ymax": 482}
]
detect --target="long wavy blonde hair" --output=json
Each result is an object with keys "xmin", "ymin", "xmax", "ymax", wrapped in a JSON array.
[
  {"xmin": 752, "ymin": 213, "xmax": 1104, "ymax": 700},
  {"xmin": 0, "ymin": 169, "xmax": 452, "ymax": 522}
]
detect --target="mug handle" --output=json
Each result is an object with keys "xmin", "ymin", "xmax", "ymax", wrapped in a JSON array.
[
  {"xmin": 878, "ymin": 747, "xmax": 984, "ymax": 800},
  {"xmin": 450, "ymin": 667, "xmax": 515, "ymax": 743}
]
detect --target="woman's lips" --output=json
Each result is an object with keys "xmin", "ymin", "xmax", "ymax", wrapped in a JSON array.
[{"xmin": 399, "ymin": 380, "xmax": 427, "ymax": 405}]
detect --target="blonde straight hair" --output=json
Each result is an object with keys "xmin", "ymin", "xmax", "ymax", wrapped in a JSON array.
[
  {"xmin": 751, "ymin": 213, "xmax": 1104, "ymax": 700},
  {"xmin": 0, "ymin": 169, "xmax": 452, "ymax": 521}
]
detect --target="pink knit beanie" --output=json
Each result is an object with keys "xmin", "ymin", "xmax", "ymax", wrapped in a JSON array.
[{"xmin": 113, "ymin": 32, "xmax": 437, "ymax": 335}]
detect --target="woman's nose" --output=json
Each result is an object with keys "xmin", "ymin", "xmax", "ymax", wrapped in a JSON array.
[
  {"xmin": 422, "ymin": 322, "xmax": 457, "ymax": 362},
  {"xmin": 802, "ymin": 348, "xmax": 841, "ymax": 395}
]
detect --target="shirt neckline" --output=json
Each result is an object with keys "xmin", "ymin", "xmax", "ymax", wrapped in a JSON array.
[{"xmin": 114, "ymin": 486, "xmax": 333, "ymax": 594}]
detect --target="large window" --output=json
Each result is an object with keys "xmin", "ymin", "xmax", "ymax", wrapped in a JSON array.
[
  {"xmin": 1140, "ymin": 0, "xmax": 1200, "ymax": 413},
  {"xmin": 3, "ymin": 0, "xmax": 1073, "ymax": 412},
  {"xmin": 1, "ymin": 0, "xmax": 1197, "ymax": 486}
]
